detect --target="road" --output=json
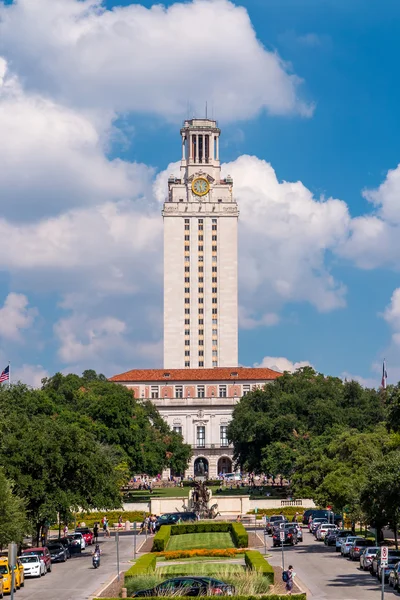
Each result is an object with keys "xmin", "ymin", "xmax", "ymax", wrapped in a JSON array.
[
  {"xmin": 265, "ymin": 529, "xmax": 396, "ymax": 600},
  {"xmin": 14, "ymin": 534, "xmax": 144, "ymax": 600}
]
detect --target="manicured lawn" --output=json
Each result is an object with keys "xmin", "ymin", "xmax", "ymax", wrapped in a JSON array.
[
  {"xmin": 157, "ymin": 562, "xmax": 243, "ymax": 576},
  {"xmin": 167, "ymin": 532, "xmax": 234, "ymax": 551}
]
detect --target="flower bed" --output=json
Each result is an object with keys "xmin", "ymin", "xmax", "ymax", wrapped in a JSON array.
[{"xmin": 159, "ymin": 548, "xmax": 244, "ymax": 560}]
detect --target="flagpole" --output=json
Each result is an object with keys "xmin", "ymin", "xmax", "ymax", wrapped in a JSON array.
[{"xmin": 8, "ymin": 360, "xmax": 10, "ymax": 388}]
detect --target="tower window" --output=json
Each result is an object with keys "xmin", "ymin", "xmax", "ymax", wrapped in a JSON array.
[
  {"xmin": 212, "ymin": 287, "xmax": 217, "ymax": 293},
  {"xmin": 198, "ymin": 385, "xmax": 205, "ymax": 397},
  {"xmin": 185, "ymin": 329, "xmax": 190, "ymax": 335},
  {"xmin": 185, "ymin": 350, "xmax": 190, "ymax": 356},
  {"xmin": 185, "ymin": 235, "xmax": 190, "ymax": 241},
  {"xmin": 185, "ymin": 266, "xmax": 190, "ymax": 272},
  {"xmin": 185, "ymin": 319, "xmax": 190, "ymax": 325},
  {"xmin": 199, "ymin": 297, "xmax": 204, "ymax": 304},
  {"xmin": 198, "ymin": 350, "xmax": 204, "ymax": 357},
  {"xmin": 199, "ymin": 361, "xmax": 204, "ymax": 367},
  {"xmin": 212, "ymin": 235, "xmax": 217, "ymax": 241},
  {"xmin": 198, "ymin": 287, "xmax": 204, "ymax": 293},
  {"xmin": 196, "ymin": 426, "xmax": 205, "ymax": 448},
  {"xmin": 198, "ymin": 219, "xmax": 203, "ymax": 224},
  {"xmin": 199, "ymin": 256, "xmax": 204, "ymax": 262},
  {"xmin": 185, "ymin": 219, "xmax": 189, "ymax": 223},
  {"xmin": 199, "ymin": 329, "xmax": 204, "ymax": 336},
  {"xmin": 212, "ymin": 224, "xmax": 217, "ymax": 231},
  {"xmin": 151, "ymin": 386, "xmax": 159, "ymax": 399},
  {"xmin": 198, "ymin": 245, "xmax": 203, "ymax": 251},
  {"xmin": 199, "ymin": 340, "xmax": 204, "ymax": 345},
  {"xmin": 212, "ymin": 266, "xmax": 217, "ymax": 272},
  {"xmin": 185, "ymin": 287, "xmax": 190, "ymax": 293},
  {"xmin": 198, "ymin": 235, "xmax": 203, "ymax": 241},
  {"xmin": 199, "ymin": 277, "xmax": 204, "ymax": 283},
  {"xmin": 199, "ymin": 308, "xmax": 204, "ymax": 314},
  {"xmin": 212, "ymin": 298, "xmax": 217, "ymax": 304},
  {"xmin": 185, "ymin": 245, "xmax": 190, "ymax": 251},
  {"xmin": 185, "ymin": 225, "xmax": 190, "ymax": 231},
  {"xmin": 212, "ymin": 308, "xmax": 217, "ymax": 315},
  {"xmin": 185, "ymin": 340, "xmax": 190, "ymax": 346},
  {"xmin": 185, "ymin": 308, "xmax": 190, "ymax": 314},
  {"xmin": 185, "ymin": 277, "xmax": 190, "ymax": 283},
  {"xmin": 185, "ymin": 361, "xmax": 190, "ymax": 367},
  {"xmin": 219, "ymin": 385, "xmax": 227, "ymax": 397},
  {"xmin": 176, "ymin": 385, "xmax": 183, "ymax": 398},
  {"xmin": 212, "ymin": 361, "xmax": 217, "ymax": 367},
  {"xmin": 212, "ymin": 245, "xmax": 217, "ymax": 252},
  {"xmin": 185, "ymin": 298, "xmax": 190, "ymax": 304},
  {"xmin": 199, "ymin": 318, "xmax": 204, "ymax": 325},
  {"xmin": 212, "ymin": 277, "xmax": 217, "ymax": 283},
  {"xmin": 198, "ymin": 266, "xmax": 203, "ymax": 272},
  {"xmin": 212, "ymin": 256, "xmax": 217, "ymax": 263}
]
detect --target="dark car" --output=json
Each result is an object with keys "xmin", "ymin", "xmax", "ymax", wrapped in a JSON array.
[
  {"xmin": 324, "ymin": 531, "xmax": 338, "ymax": 546},
  {"xmin": 360, "ymin": 547, "xmax": 379, "ymax": 571},
  {"xmin": 46, "ymin": 542, "xmax": 68, "ymax": 563},
  {"xmin": 371, "ymin": 550, "xmax": 400, "ymax": 578},
  {"xmin": 155, "ymin": 512, "xmax": 197, "ymax": 532},
  {"xmin": 133, "ymin": 577, "xmax": 235, "ymax": 597},
  {"xmin": 266, "ymin": 515, "xmax": 287, "ymax": 534},
  {"xmin": 378, "ymin": 554, "xmax": 400, "ymax": 583},
  {"xmin": 272, "ymin": 525, "xmax": 298, "ymax": 547},
  {"xmin": 57, "ymin": 538, "xmax": 72, "ymax": 558},
  {"xmin": 389, "ymin": 561, "xmax": 400, "ymax": 590},
  {"xmin": 303, "ymin": 509, "xmax": 341, "ymax": 526},
  {"xmin": 349, "ymin": 538, "xmax": 372, "ymax": 560}
]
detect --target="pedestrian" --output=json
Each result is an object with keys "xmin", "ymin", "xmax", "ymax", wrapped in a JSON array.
[
  {"xmin": 118, "ymin": 515, "xmax": 123, "ymax": 528},
  {"xmin": 283, "ymin": 565, "xmax": 295, "ymax": 595},
  {"xmin": 63, "ymin": 523, "xmax": 68, "ymax": 537},
  {"xmin": 93, "ymin": 522, "xmax": 99, "ymax": 543},
  {"xmin": 292, "ymin": 512, "xmax": 299, "ymax": 523},
  {"xmin": 105, "ymin": 519, "xmax": 110, "ymax": 538}
]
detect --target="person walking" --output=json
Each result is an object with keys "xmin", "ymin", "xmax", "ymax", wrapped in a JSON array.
[{"xmin": 284, "ymin": 565, "xmax": 295, "ymax": 595}]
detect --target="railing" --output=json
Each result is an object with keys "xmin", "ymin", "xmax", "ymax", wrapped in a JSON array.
[
  {"xmin": 281, "ymin": 499, "xmax": 303, "ymax": 506},
  {"xmin": 192, "ymin": 443, "xmax": 232, "ymax": 450}
]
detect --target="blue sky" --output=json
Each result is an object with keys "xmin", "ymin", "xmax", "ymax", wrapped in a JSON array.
[{"xmin": 0, "ymin": 0, "xmax": 399, "ymax": 385}]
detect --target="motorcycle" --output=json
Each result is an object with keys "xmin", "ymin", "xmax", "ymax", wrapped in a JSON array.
[{"xmin": 92, "ymin": 552, "xmax": 100, "ymax": 569}]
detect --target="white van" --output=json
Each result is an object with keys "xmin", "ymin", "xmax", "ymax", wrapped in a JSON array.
[{"xmin": 224, "ymin": 472, "xmax": 241, "ymax": 481}]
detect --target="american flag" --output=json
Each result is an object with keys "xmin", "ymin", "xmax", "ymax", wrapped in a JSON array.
[{"xmin": 0, "ymin": 365, "xmax": 9, "ymax": 383}]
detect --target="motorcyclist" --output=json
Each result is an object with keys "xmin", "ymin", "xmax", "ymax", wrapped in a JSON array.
[{"xmin": 93, "ymin": 544, "xmax": 101, "ymax": 555}]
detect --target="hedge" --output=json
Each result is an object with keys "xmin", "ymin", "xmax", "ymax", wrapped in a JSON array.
[
  {"xmin": 245, "ymin": 550, "xmax": 274, "ymax": 584},
  {"xmin": 124, "ymin": 553, "xmax": 156, "ymax": 578},
  {"xmin": 73, "ymin": 510, "xmax": 148, "ymax": 527},
  {"xmin": 247, "ymin": 507, "xmax": 313, "ymax": 519},
  {"xmin": 151, "ymin": 521, "xmax": 248, "ymax": 552},
  {"xmin": 95, "ymin": 595, "xmax": 306, "ymax": 600},
  {"xmin": 152, "ymin": 525, "xmax": 172, "ymax": 552}
]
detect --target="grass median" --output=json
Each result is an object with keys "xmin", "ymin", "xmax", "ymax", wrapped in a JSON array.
[{"xmin": 167, "ymin": 532, "xmax": 234, "ymax": 551}]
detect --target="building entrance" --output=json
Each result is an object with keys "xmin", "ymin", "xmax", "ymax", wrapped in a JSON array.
[
  {"xmin": 217, "ymin": 456, "xmax": 232, "ymax": 475},
  {"xmin": 194, "ymin": 457, "xmax": 209, "ymax": 477}
]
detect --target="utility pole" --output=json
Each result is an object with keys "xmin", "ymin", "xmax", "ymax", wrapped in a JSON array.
[
  {"xmin": 133, "ymin": 521, "xmax": 137, "ymax": 559},
  {"xmin": 116, "ymin": 530, "xmax": 120, "ymax": 581}
]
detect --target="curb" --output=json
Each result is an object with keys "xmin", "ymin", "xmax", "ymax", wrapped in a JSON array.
[{"xmin": 89, "ymin": 571, "xmax": 123, "ymax": 600}]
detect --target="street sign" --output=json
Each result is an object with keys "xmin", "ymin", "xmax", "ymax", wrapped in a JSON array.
[
  {"xmin": 381, "ymin": 546, "xmax": 389, "ymax": 567},
  {"xmin": 280, "ymin": 531, "xmax": 285, "ymax": 542},
  {"xmin": 261, "ymin": 516, "xmax": 266, "ymax": 525},
  {"xmin": 8, "ymin": 543, "xmax": 17, "ymax": 567}
]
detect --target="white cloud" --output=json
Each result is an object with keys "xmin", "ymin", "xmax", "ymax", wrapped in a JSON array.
[
  {"xmin": 254, "ymin": 356, "xmax": 312, "ymax": 373},
  {"xmin": 340, "ymin": 372, "xmax": 378, "ymax": 388},
  {"xmin": 12, "ymin": 363, "xmax": 49, "ymax": 388},
  {"xmin": 383, "ymin": 288, "xmax": 400, "ymax": 345},
  {"xmin": 0, "ymin": 0, "xmax": 312, "ymax": 121},
  {"xmin": 239, "ymin": 307, "xmax": 280, "ymax": 329},
  {"xmin": 0, "ymin": 58, "xmax": 153, "ymax": 220},
  {"xmin": 0, "ymin": 293, "xmax": 37, "ymax": 341}
]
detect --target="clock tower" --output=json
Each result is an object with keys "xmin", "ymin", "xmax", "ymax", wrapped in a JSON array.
[{"xmin": 163, "ymin": 119, "xmax": 239, "ymax": 369}]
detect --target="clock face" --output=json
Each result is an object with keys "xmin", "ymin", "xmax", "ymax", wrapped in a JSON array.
[{"xmin": 192, "ymin": 177, "xmax": 210, "ymax": 196}]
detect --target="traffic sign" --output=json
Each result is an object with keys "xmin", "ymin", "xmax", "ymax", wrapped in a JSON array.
[
  {"xmin": 280, "ymin": 531, "xmax": 285, "ymax": 542},
  {"xmin": 381, "ymin": 546, "xmax": 389, "ymax": 567}
]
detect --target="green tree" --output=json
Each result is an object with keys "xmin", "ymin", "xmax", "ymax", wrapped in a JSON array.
[{"xmin": 0, "ymin": 469, "xmax": 27, "ymax": 549}]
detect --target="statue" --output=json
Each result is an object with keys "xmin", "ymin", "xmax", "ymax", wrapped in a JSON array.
[{"xmin": 190, "ymin": 480, "xmax": 218, "ymax": 519}]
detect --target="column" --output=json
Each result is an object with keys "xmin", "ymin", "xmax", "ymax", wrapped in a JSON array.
[
  {"xmin": 182, "ymin": 134, "xmax": 185, "ymax": 160},
  {"xmin": 195, "ymin": 134, "xmax": 199, "ymax": 163},
  {"xmin": 189, "ymin": 134, "xmax": 193, "ymax": 162},
  {"xmin": 208, "ymin": 134, "xmax": 213, "ymax": 162},
  {"xmin": 216, "ymin": 135, "xmax": 219, "ymax": 161}
]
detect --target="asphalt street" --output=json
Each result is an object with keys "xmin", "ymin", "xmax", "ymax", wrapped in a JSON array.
[
  {"xmin": 14, "ymin": 534, "xmax": 144, "ymax": 600},
  {"xmin": 265, "ymin": 529, "xmax": 395, "ymax": 600}
]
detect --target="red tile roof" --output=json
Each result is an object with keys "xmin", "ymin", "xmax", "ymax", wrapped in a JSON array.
[{"xmin": 109, "ymin": 366, "xmax": 282, "ymax": 383}]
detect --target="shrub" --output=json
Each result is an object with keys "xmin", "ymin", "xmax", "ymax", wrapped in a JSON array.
[
  {"xmin": 95, "ymin": 595, "xmax": 306, "ymax": 600},
  {"xmin": 247, "ymin": 507, "xmax": 313, "ymax": 518},
  {"xmin": 171, "ymin": 522, "xmax": 231, "ymax": 535},
  {"xmin": 231, "ymin": 523, "xmax": 248, "ymax": 548},
  {"xmin": 125, "ymin": 553, "xmax": 156, "ymax": 578},
  {"xmin": 245, "ymin": 551, "xmax": 274, "ymax": 584},
  {"xmin": 160, "ymin": 548, "xmax": 243, "ymax": 560},
  {"xmin": 73, "ymin": 510, "xmax": 148, "ymax": 527},
  {"xmin": 152, "ymin": 525, "xmax": 172, "ymax": 552},
  {"xmin": 125, "ymin": 573, "xmax": 163, "ymax": 594}
]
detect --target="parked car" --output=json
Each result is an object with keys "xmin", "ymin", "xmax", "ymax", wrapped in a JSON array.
[
  {"xmin": 310, "ymin": 518, "xmax": 328, "ymax": 534},
  {"xmin": 378, "ymin": 554, "xmax": 400, "ymax": 583},
  {"xmin": 265, "ymin": 515, "xmax": 287, "ymax": 534},
  {"xmin": 389, "ymin": 561, "xmax": 400, "ymax": 590},
  {"xmin": 316, "ymin": 524, "xmax": 337, "ymax": 541},
  {"xmin": 13, "ymin": 558, "xmax": 25, "ymax": 589},
  {"xmin": 348, "ymin": 538, "xmax": 372, "ymax": 561},
  {"xmin": 47, "ymin": 542, "xmax": 68, "ymax": 563},
  {"xmin": 224, "ymin": 473, "xmax": 241, "ymax": 481},
  {"xmin": 67, "ymin": 532, "xmax": 86, "ymax": 551},
  {"xmin": 0, "ymin": 573, "xmax": 3, "ymax": 599},
  {"xmin": 324, "ymin": 531, "xmax": 338, "ymax": 546},
  {"xmin": 371, "ymin": 550, "xmax": 400, "ymax": 577},
  {"xmin": 359, "ymin": 547, "xmax": 379, "ymax": 571},
  {"xmin": 155, "ymin": 512, "xmax": 197, "ymax": 532},
  {"xmin": 19, "ymin": 554, "xmax": 47, "ymax": 577},
  {"xmin": 74, "ymin": 527, "xmax": 94, "ymax": 546},
  {"xmin": 272, "ymin": 525, "xmax": 298, "ymax": 547},
  {"xmin": 132, "ymin": 576, "xmax": 235, "ymax": 597},
  {"xmin": 57, "ymin": 537, "xmax": 73, "ymax": 557},
  {"xmin": 0, "ymin": 559, "xmax": 15, "ymax": 595},
  {"xmin": 335, "ymin": 530, "xmax": 353, "ymax": 552},
  {"xmin": 21, "ymin": 547, "xmax": 52, "ymax": 572},
  {"xmin": 340, "ymin": 536, "xmax": 358, "ymax": 556}
]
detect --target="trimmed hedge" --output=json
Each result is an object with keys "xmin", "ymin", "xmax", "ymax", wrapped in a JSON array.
[
  {"xmin": 247, "ymin": 507, "xmax": 313, "ymax": 518},
  {"xmin": 152, "ymin": 525, "xmax": 172, "ymax": 552},
  {"xmin": 95, "ymin": 596, "xmax": 306, "ymax": 600},
  {"xmin": 151, "ymin": 521, "xmax": 248, "ymax": 551},
  {"xmin": 231, "ymin": 522, "xmax": 248, "ymax": 548},
  {"xmin": 124, "ymin": 553, "xmax": 156, "ymax": 578},
  {"xmin": 245, "ymin": 550, "xmax": 274, "ymax": 584}
]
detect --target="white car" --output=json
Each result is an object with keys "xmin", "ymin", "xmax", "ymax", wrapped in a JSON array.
[
  {"xmin": 69, "ymin": 532, "xmax": 86, "ymax": 550},
  {"xmin": 224, "ymin": 473, "xmax": 241, "ymax": 481},
  {"xmin": 19, "ymin": 555, "xmax": 46, "ymax": 578},
  {"xmin": 316, "ymin": 524, "xmax": 337, "ymax": 540},
  {"xmin": 341, "ymin": 536, "xmax": 357, "ymax": 556}
]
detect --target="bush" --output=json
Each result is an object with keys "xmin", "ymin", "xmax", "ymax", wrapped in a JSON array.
[
  {"xmin": 125, "ymin": 553, "xmax": 156, "ymax": 578},
  {"xmin": 160, "ymin": 549, "xmax": 243, "ymax": 560},
  {"xmin": 95, "ymin": 595, "xmax": 306, "ymax": 600},
  {"xmin": 231, "ymin": 523, "xmax": 248, "ymax": 548},
  {"xmin": 245, "ymin": 551, "xmax": 274, "ymax": 584},
  {"xmin": 74, "ymin": 510, "xmax": 148, "ymax": 527},
  {"xmin": 171, "ymin": 522, "xmax": 231, "ymax": 535},
  {"xmin": 152, "ymin": 525, "xmax": 172, "ymax": 552}
]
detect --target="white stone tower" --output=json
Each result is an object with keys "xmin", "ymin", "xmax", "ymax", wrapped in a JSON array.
[{"xmin": 163, "ymin": 119, "xmax": 239, "ymax": 369}]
